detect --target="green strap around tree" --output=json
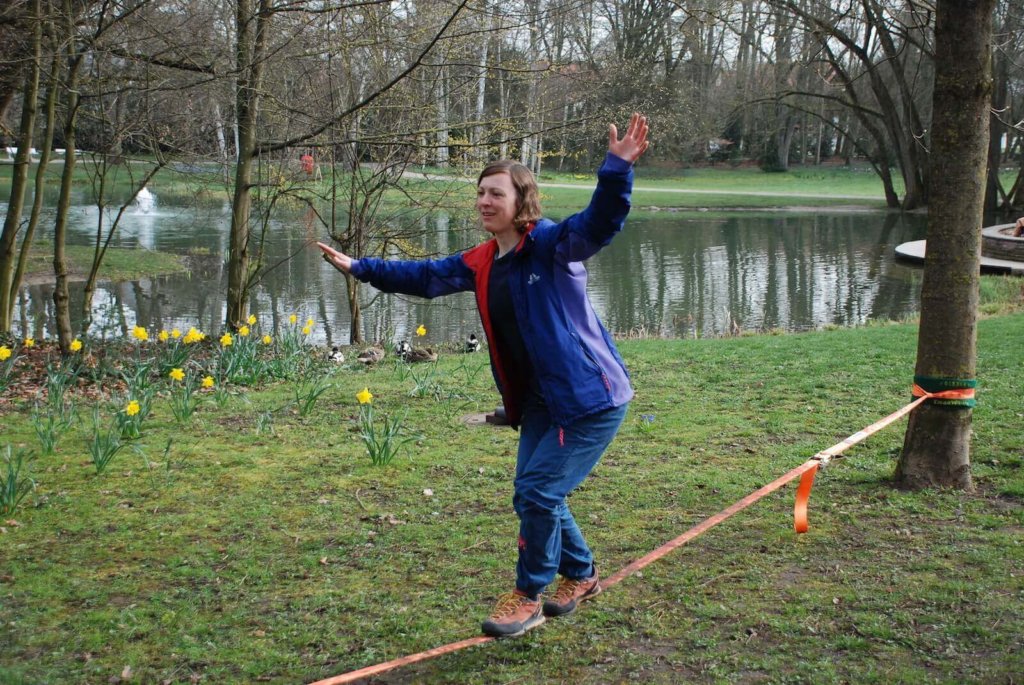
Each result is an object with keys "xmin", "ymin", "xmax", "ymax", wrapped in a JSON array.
[{"xmin": 913, "ymin": 375, "xmax": 977, "ymax": 408}]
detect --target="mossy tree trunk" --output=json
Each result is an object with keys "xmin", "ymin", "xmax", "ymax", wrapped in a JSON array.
[
  {"xmin": 225, "ymin": 0, "xmax": 272, "ymax": 331},
  {"xmin": 897, "ymin": 0, "xmax": 995, "ymax": 490},
  {"xmin": 0, "ymin": 0, "xmax": 41, "ymax": 334},
  {"xmin": 52, "ymin": 0, "xmax": 85, "ymax": 354},
  {"xmin": 10, "ymin": 55, "xmax": 59, "ymax": 332}
]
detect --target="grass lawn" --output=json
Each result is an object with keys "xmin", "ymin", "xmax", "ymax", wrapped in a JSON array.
[
  {"xmin": 1, "ymin": 286, "xmax": 1022, "ymax": 683},
  {"xmin": 6, "ymin": 159, "xmax": 1019, "ymax": 212},
  {"xmin": 20, "ymin": 242, "xmax": 188, "ymax": 284}
]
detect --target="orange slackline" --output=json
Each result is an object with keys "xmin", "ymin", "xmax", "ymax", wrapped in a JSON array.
[
  {"xmin": 792, "ymin": 384, "xmax": 975, "ymax": 533},
  {"xmin": 308, "ymin": 636, "xmax": 494, "ymax": 684},
  {"xmin": 308, "ymin": 385, "xmax": 973, "ymax": 685}
]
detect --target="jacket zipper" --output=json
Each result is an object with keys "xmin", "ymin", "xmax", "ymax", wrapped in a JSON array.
[{"xmin": 577, "ymin": 336, "xmax": 612, "ymax": 397}]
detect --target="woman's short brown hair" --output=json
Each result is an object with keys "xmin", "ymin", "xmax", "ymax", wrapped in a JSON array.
[{"xmin": 477, "ymin": 160, "xmax": 542, "ymax": 233}]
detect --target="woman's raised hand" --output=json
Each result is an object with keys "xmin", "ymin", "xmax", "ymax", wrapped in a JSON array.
[
  {"xmin": 608, "ymin": 113, "xmax": 650, "ymax": 165},
  {"xmin": 317, "ymin": 242, "xmax": 353, "ymax": 274}
]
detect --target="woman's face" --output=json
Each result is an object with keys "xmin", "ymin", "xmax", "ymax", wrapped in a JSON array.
[{"xmin": 476, "ymin": 172, "xmax": 519, "ymax": 237}]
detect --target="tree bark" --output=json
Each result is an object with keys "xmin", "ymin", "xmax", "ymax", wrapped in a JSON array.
[
  {"xmin": 345, "ymin": 273, "xmax": 361, "ymax": 345},
  {"xmin": 897, "ymin": 0, "xmax": 995, "ymax": 490},
  {"xmin": 225, "ymin": 0, "xmax": 271, "ymax": 330},
  {"xmin": 52, "ymin": 0, "xmax": 83, "ymax": 353},
  {"xmin": 0, "ymin": 0, "xmax": 41, "ymax": 333},
  {"xmin": 434, "ymin": 65, "xmax": 449, "ymax": 166},
  {"xmin": 10, "ymin": 54, "xmax": 58, "ymax": 332},
  {"xmin": 985, "ymin": 37, "xmax": 1008, "ymax": 213}
]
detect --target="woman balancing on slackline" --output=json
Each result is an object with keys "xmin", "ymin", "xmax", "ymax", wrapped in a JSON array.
[{"xmin": 318, "ymin": 113, "xmax": 650, "ymax": 638}]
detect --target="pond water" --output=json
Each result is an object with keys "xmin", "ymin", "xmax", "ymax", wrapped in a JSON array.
[{"xmin": 12, "ymin": 191, "xmax": 927, "ymax": 346}]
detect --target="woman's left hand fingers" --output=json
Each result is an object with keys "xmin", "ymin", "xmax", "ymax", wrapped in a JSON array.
[{"xmin": 609, "ymin": 112, "xmax": 649, "ymax": 163}]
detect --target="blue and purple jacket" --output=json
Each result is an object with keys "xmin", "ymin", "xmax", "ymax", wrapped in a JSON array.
[{"xmin": 349, "ymin": 153, "xmax": 635, "ymax": 427}]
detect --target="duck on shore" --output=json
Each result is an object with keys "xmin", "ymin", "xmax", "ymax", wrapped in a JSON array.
[
  {"xmin": 356, "ymin": 344, "xmax": 385, "ymax": 365},
  {"xmin": 396, "ymin": 339, "xmax": 437, "ymax": 363},
  {"xmin": 405, "ymin": 346, "xmax": 438, "ymax": 363}
]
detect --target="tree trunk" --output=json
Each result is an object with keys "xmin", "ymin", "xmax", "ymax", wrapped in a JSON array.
[
  {"xmin": 51, "ymin": 110, "xmax": 77, "ymax": 348},
  {"xmin": 896, "ymin": 0, "xmax": 995, "ymax": 490},
  {"xmin": 52, "ymin": 1, "xmax": 83, "ymax": 354},
  {"xmin": 0, "ymin": 0, "xmax": 42, "ymax": 334},
  {"xmin": 345, "ymin": 273, "xmax": 362, "ymax": 345},
  {"xmin": 435, "ymin": 65, "xmax": 449, "ymax": 166},
  {"xmin": 473, "ymin": 24, "xmax": 489, "ymax": 166},
  {"xmin": 864, "ymin": 0, "xmax": 930, "ymax": 208},
  {"xmin": 10, "ymin": 53, "xmax": 58, "ymax": 333},
  {"xmin": 225, "ymin": 0, "xmax": 271, "ymax": 330},
  {"xmin": 984, "ymin": 41, "xmax": 1007, "ymax": 213},
  {"xmin": 1010, "ymin": 160, "xmax": 1024, "ymax": 210}
]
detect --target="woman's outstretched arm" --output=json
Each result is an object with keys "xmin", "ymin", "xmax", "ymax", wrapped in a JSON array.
[{"xmin": 317, "ymin": 241, "xmax": 474, "ymax": 299}]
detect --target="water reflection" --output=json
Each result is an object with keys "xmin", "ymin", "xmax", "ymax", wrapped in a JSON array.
[
  {"xmin": 14, "ymin": 199, "xmax": 926, "ymax": 343},
  {"xmin": 592, "ymin": 211, "xmax": 924, "ymax": 337}
]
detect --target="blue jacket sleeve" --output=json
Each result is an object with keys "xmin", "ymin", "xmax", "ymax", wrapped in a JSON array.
[
  {"xmin": 348, "ymin": 252, "xmax": 475, "ymax": 299},
  {"xmin": 546, "ymin": 152, "xmax": 634, "ymax": 263}
]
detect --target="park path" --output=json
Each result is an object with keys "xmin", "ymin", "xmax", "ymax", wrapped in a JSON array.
[
  {"xmin": 543, "ymin": 180, "xmax": 880, "ymax": 201},
  {"xmin": 401, "ymin": 170, "xmax": 883, "ymax": 202}
]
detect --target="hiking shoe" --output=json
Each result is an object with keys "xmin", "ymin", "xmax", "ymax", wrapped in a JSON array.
[
  {"xmin": 542, "ymin": 570, "xmax": 601, "ymax": 617},
  {"xmin": 481, "ymin": 591, "xmax": 545, "ymax": 638}
]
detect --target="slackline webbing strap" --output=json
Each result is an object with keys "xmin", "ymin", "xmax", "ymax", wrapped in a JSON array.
[
  {"xmin": 792, "ymin": 380, "xmax": 977, "ymax": 533},
  {"xmin": 309, "ymin": 386, "xmax": 966, "ymax": 684},
  {"xmin": 911, "ymin": 376, "xmax": 977, "ymax": 408}
]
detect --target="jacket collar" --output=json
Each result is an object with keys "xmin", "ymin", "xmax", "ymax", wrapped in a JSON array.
[{"xmin": 512, "ymin": 222, "xmax": 536, "ymax": 255}]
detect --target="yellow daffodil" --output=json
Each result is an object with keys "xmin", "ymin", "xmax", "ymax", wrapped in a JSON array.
[
  {"xmin": 416, "ymin": 325, "xmax": 426, "ymax": 336},
  {"xmin": 158, "ymin": 330, "xmax": 170, "ymax": 342},
  {"xmin": 125, "ymin": 400, "xmax": 141, "ymax": 416},
  {"xmin": 183, "ymin": 327, "xmax": 204, "ymax": 344},
  {"xmin": 289, "ymin": 314, "xmax": 298, "ymax": 325},
  {"xmin": 171, "ymin": 328, "xmax": 181, "ymax": 339},
  {"xmin": 306, "ymin": 317, "xmax": 314, "ymax": 328},
  {"xmin": 262, "ymin": 335, "xmax": 272, "ymax": 345},
  {"xmin": 202, "ymin": 376, "xmax": 214, "ymax": 388},
  {"xmin": 220, "ymin": 332, "xmax": 233, "ymax": 347},
  {"xmin": 0, "ymin": 346, "xmax": 11, "ymax": 361},
  {"xmin": 24, "ymin": 337, "xmax": 35, "ymax": 348},
  {"xmin": 169, "ymin": 368, "xmax": 185, "ymax": 382},
  {"xmin": 131, "ymin": 326, "xmax": 148, "ymax": 342},
  {"xmin": 70, "ymin": 339, "xmax": 83, "ymax": 352},
  {"xmin": 247, "ymin": 314, "xmax": 257, "ymax": 325},
  {"xmin": 356, "ymin": 387, "xmax": 373, "ymax": 404},
  {"xmin": 238, "ymin": 325, "xmax": 250, "ymax": 337},
  {"xmin": 301, "ymin": 326, "xmax": 311, "ymax": 336}
]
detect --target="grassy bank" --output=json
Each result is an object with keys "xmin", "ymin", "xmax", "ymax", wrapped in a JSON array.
[
  {"xmin": 1, "ymin": 306, "xmax": 1021, "ymax": 683},
  {"xmin": 20, "ymin": 242, "xmax": 189, "ymax": 284}
]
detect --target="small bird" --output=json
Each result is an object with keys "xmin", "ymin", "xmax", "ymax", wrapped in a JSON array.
[
  {"xmin": 395, "ymin": 340, "xmax": 413, "ymax": 361},
  {"xmin": 357, "ymin": 344, "xmax": 385, "ymax": 365},
  {"xmin": 465, "ymin": 333, "xmax": 480, "ymax": 353},
  {"xmin": 328, "ymin": 346, "xmax": 344, "ymax": 363}
]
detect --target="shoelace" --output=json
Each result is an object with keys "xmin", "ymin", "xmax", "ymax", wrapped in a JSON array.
[
  {"xmin": 489, "ymin": 593, "xmax": 530, "ymax": 619},
  {"xmin": 551, "ymin": 578, "xmax": 585, "ymax": 603}
]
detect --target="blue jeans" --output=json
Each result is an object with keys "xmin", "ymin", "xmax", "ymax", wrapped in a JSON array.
[{"xmin": 513, "ymin": 401, "xmax": 628, "ymax": 599}]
